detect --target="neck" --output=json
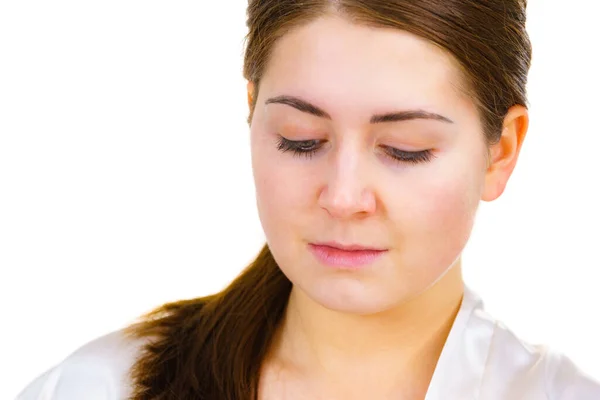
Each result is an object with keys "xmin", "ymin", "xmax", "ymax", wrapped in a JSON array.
[{"xmin": 268, "ymin": 260, "xmax": 465, "ymax": 396}]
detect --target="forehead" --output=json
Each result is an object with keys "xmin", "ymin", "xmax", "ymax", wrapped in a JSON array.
[{"xmin": 259, "ymin": 15, "xmax": 469, "ymax": 124}]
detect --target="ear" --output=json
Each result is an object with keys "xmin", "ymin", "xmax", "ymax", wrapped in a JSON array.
[
  {"xmin": 481, "ymin": 105, "xmax": 529, "ymax": 202},
  {"xmin": 247, "ymin": 81, "xmax": 255, "ymax": 109},
  {"xmin": 245, "ymin": 81, "xmax": 257, "ymax": 126}
]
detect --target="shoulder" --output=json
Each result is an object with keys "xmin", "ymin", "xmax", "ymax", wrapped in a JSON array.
[
  {"xmin": 544, "ymin": 350, "xmax": 600, "ymax": 399},
  {"xmin": 15, "ymin": 329, "xmax": 147, "ymax": 400},
  {"xmin": 465, "ymin": 292, "xmax": 600, "ymax": 399}
]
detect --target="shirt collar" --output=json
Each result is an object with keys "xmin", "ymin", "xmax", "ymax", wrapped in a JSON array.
[{"xmin": 425, "ymin": 284, "xmax": 494, "ymax": 399}]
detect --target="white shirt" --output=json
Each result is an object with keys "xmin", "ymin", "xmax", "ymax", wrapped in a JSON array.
[{"xmin": 16, "ymin": 286, "xmax": 600, "ymax": 399}]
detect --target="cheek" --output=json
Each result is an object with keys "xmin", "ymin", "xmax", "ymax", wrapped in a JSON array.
[
  {"xmin": 395, "ymin": 165, "xmax": 482, "ymax": 259},
  {"xmin": 413, "ymin": 145, "xmax": 485, "ymax": 230},
  {"xmin": 252, "ymin": 148, "xmax": 309, "ymax": 240},
  {"xmin": 426, "ymin": 183, "xmax": 477, "ymax": 236}
]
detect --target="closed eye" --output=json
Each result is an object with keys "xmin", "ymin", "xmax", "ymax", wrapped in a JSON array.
[
  {"xmin": 275, "ymin": 135, "xmax": 435, "ymax": 164},
  {"xmin": 275, "ymin": 136, "xmax": 323, "ymax": 159},
  {"xmin": 380, "ymin": 145, "xmax": 435, "ymax": 164}
]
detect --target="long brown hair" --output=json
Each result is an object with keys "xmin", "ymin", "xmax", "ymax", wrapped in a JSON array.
[{"xmin": 125, "ymin": 1, "xmax": 532, "ymax": 398}]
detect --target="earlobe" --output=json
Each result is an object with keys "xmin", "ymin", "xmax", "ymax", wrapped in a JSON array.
[
  {"xmin": 246, "ymin": 81, "xmax": 256, "ymax": 126},
  {"xmin": 247, "ymin": 81, "xmax": 255, "ymax": 109},
  {"xmin": 481, "ymin": 105, "xmax": 529, "ymax": 202}
]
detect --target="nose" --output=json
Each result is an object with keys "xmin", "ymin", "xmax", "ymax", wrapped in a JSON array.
[{"xmin": 317, "ymin": 146, "xmax": 377, "ymax": 219}]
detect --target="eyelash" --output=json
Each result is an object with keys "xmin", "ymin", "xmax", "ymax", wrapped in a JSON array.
[{"xmin": 275, "ymin": 135, "xmax": 435, "ymax": 165}]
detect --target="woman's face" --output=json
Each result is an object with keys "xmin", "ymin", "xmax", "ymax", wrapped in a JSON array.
[{"xmin": 250, "ymin": 15, "xmax": 490, "ymax": 314}]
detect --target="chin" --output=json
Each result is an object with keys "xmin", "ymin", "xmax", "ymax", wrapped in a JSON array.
[{"xmin": 305, "ymin": 279, "xmax": 402, "ymax": 315}]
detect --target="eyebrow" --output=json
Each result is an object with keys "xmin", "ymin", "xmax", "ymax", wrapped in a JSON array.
[{"xmin": 265, "ymin": 95, "xmax": 454, "ymax": 124}]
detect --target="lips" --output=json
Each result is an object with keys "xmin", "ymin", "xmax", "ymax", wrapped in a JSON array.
[
  {"xmin": 308, "ymin": 242, "xmax": 388, "ymax": 268},
  {"xmin": 312, "ymin": 242, "xmax": 386, "ymax": 251}
]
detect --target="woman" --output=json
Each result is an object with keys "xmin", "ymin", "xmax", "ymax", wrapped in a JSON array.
[{"xmin": 16, "ymin": 0, "xmax": 600, "ymax": 399}]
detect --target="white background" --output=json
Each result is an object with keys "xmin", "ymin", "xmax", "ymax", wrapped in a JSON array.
[{"xmin": 1, "ymin": 1, "xmax": 599, "ymax": 398}]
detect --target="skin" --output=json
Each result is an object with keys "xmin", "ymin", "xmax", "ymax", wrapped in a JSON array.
[{"xmin": 247, "ymin": 15, "xmax": 528, "ymax": 400}]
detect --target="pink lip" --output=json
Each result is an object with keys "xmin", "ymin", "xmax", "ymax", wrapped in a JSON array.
[{"xmin": 308, "ymin": 242, "xmax": 388, "ymax": 269}]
